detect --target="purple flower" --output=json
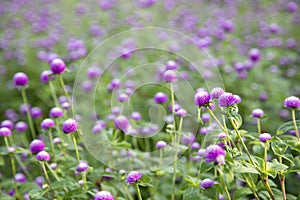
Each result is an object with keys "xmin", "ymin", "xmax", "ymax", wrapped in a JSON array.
[
  {"xmin": 210, "ymin": 87, "xmax": 225, "ymax": 99},
  {"xmin": 0, "ymin": 127, "xmax": 12, "ymax": 137},
  {"xmin": 217, "ymin": 132, "xmax": 227, "ymax": 139},
  {"xmin": 287, "ymin": 1, "xmax": 298, "ymax": 12},
  {"xmin": 13, "ymin": 72, "xmax": 28, "ymax": 86},
  {"xmin": 248, "ymin": 48, "xmax": 261, "ymax": 63},
  {"xmin": 118, "ymin": 93, "xmax": 129, "ymax": 102},
  {"xmin": 165, "ymin": 60, "xmax": 178, "ymax": 70},
  {"xmin": 163, "ymin": 70, "xmax": 177, "ymax": 82},
  {"xmin": 205, "ymin": 144, "xmax": 226, "ymax": 165},
  {"xmin": 35, "ymin": 176, "xmax": 44, "ymax": 187},
  {"xmin": 77, "ymin": 162, "xmax": 89, "ymax": 172},
  {"xmin": 114, "ymin": 115, "xmax": 130, "ymax": 132},
  {"xmin": 194, "ymin": 90, "xmax": 210, "ymax": 107},
  {"xmin": 154, "ymin": 92, "xmax": 168, "ymax": 104},
  {"xmin": 49, "ymin": 107, "xmax": 63, "ymax": 118},
  {"xmin": 50, "ymin": 163, "xmax": 57, "ymax": 170},
  {"xmin": 53, "ymin": 137, "xmax": 61, "ymax": 145},
  {"xmin": 62, "ymin": 119, "xmax": 78, "ymax": 134},
  {"xmin": 191, "ymin": 142, "xmax": 200, "ymax": 149},
  {"xmin": 175, "ymin": 108, "xmax": 187, "ymax": 117},
  {"xmin": 15, "ymin": 173, "xmax": 26, "ymax": 183},
  {"xmin": 201, "ymin": 113, "xmax": 210, "ymax": 123},
  {"xmin": 36, "ymin": 150, "xmax": 51, "ymax": 161},
  {"xmin": 283, "ymin": 96, "xmax": 300, "ymax": 109},
  {"xmin": 200, "ymin": 178, "xmax": 215, "ymax": 188},
  {"xmin": 94, "ymin": 191, "xmax": 114, "ymax": 200},
  {"xmin": 259, "ymin": 133, "xmax": 272, "ymax": 142},
  {"xmin": 126, "ymin": 171, "xmax": 142, "ymax": 184},
  {"xmin": 40, "ymin": 70, "xmax": 54, "ymax": 83},
  {"xmin": 131, "ymin": 112, "xmax": 142, "ymax": 121},
  {"xmin": 252, "ymin": 109, "xmax": 264, "ymax": 118},
  {"xmin": 156, "ymin": 141, "xmax": 167, "ymax": 149},
  {"xmin": 50, "ymin": 59, "xmax": 66, "ymax": 74},
  {"xmin": 15, "ymin": 121, "xmax": 28, "ymax": 132},
  {"xmin": 218, "ymin": 92, "xmax": 237, "ymax": 107},
  {"xmin": 40, "ymin": 118, "xmax": 55, "ymax": 130},
  {"xmin": 30, "ymin": 139, "xmax": 45, "ymax": 153},
  {"xmin": 30, "ymin": 107, "xmax": 43, "ymax": 118},
  {"xmin": 1, "ymin": 120, "xmax": 14, "ymax": 130},
  {"xmin": 87, "ymin": 66, "xmax": 102, "ymax": 79}
]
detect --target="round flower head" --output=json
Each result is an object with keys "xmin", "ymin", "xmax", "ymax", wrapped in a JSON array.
[
  {"xmin": 50, "ymin": 163, "xmax": 57, "ymax": 170},
  {"xmin": 252, "ymin": 109, "xmax": 264, "ymax": 118},
  {"xmin": 62, "ymin": 119, "xmax": 78, "ymax": 134},
  {"xmin": 248, "ymin": 48, "xmax": 261, "ymax": 62},
  {"xmin": 205, "ymin": 144, "xmax": 226, "ymax": 165},
  {"xmin": 210, "ymin": 87, "xmax": 225, "ymax": 99},
  {"xmin": 53, "ymin": 137, "xmax": 61, "ymax": 145},
  {"xmin": 259, "ymin": 133, "xmax": 272, "ymax": 142},
  {"xmin": 287, "ymin": 1, "xmax": 298, "ymax": 12},
  {"xmin": 40, "ymin": 70, "xmax": 54, "ymax": 83},
  {"xmin": 1, "ymin": 120, "xmax": 14, "ymax": 130},
  {"xmin": 77, "ymin": 162, "xmax": 89, "ymax": 172},
  {"xmin": 49, "ymin": 107, "xmax": 63, "ymax": 118},
  {"xmin": 30, "ymin": 107, "xmax": 43, "ymax": 118},
  {"xmin": 41, "ymin": 118, "xmax": 55, "ymax": 130},
  {"xmin": 13, "ymin": 72, "xmax": 28, "ymax": 86},
  {"xmin": 35, "ymin": 176, "xmax": 44, "ymax": 187},
  {"xmin": 200, "ymin": 178, "xmax": 215, "ymax": 189},
  {"xmin": 234, "ymin": 95, "xmax": 242, "ymax": 104},
  {"xmin": 163, "ymin": 70, "xmax": 177, "ymax": 82},
  {"xmin": 114, "ymin": 115, "xmax": 130, "ymax": 132},
  {"xmin": 218, "ymin": 92, "xmax": 237, "ymax": 107},
  {"xmin": 15, "ymin": 121, "xmax": 28, "ymax": 132},
  {"xmin": 194, "ymin": 90, "xmax": 210, "ymax": 107},
  {"xmin": 0, "ymin": 127, "xmax": 12, "ymax": 137},
  {"xmin": 30, "ymin": 139, "xmax": 45, "ymax": 153},
  {"xmin": 50, "ymin": 59, "xmax": 66, "ymax": 74},
  {"xmin": 118, "ymin": 93, "xmax": 129, "ymax": 102},
  {"xmin": 218, "ymin": 132, "xmax": 227, "ymax": 139},
  {"xmin": 283, "ymin": 96, "xmax": 300, "ymax": 109},
  {"xmin": 36, "ymin": 151, "xmax": 51, "ymax": 161},
  {"xmin": 156, "ymin": 140, "xmax": 167, "ymax": 149},
  {"xmin": 176, "ymin": 108, "xmax": 187, "ymax": 117},
  {"xmin": 131, "ymin": 112, "xmax": 142, "ymax": 121},
  {"xmin": 61, "ymin": 102, "xmax": 70, "ymax": 110},
  {"xmin": 165, "ymin": 60, "xmax": 178, "ymax": 70},
  {"xmin": 154, "ymin": 92, "xmax": 168, "ymax": 104},
  {"xmin": 15, "ymin": 173, "xmax": 26, "ymax": 183},
  {"xmin": 201, "ymin": 113, "xmax": 210, "ymax": 123},
  {"xmin": 126, "ymin": 171, "xmax": 142, "ymax": 184},
  {"xmin": 191, "ymin": 142, "xmax": 200, "ymax": 149},
  {"xmin": 94, "ymin": 191, "xmax": 114, "ymax": 200}
]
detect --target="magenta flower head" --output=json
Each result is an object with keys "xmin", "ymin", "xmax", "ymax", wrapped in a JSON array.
[
  {"xmin": 40, "ymin": 70, "xmax": 54, "ymax": 83},
  {"xmin": 15, "ymin": 121, "xmax": 28, "ymax": 133},
  {"xmin": 49, "ymin": 107, "xmax": 63, "ymax": 118},
  {"xmin": 176, "ymin": 108, "xmax": 187, "ymax": 117},
  {"xmin": 1, "ymin": 120, "xmax": 14, "ymax": 130},
  {"xmin": 30, "ymin": 139, "xmax": 45, "ymax": 153},
  {"xmin": 36, "ymin": 150, "xmax": 51, "ymax": 162},
  {"xmin": 156, "ymin": 140, "xmax": 167, "ymax": 149},
  {"xmin": 30, "ymin": 107, "xmax": 43, "ymax": 118},
  {"xmin": 218, "ymin": 92, "xmax": 237, "ymax": 107},
  {"xmin": 114, "ymin": 115, "xmax": 130, "ymax": 132},
  {"xmin": 252, "ymin": 109, "xmax": 264, "ymax": 118},
  {"xmin": 210, "ymin": 87, "xmax": 225, "ymax": 99},
  {"xmin": 154, "ymin": 92, "xmax": 168, "ymax": 104},
  {"xmin": 200, "ymin": 178, "xmax": 215, "ymax": 189},
  {"xmin": 163, "ymin": 70, "xmax": 177, "ymax": 82},
  {"xmin": 194, "ymin": 90, "xmax": 210, "ymax": 107},
  {"xmin": 126, "ymin": 171, "xmax": 142, "ymax": 184},
  {"xmin": 287, "ymin": 1, "xmax": 298, "ymax": 12},
  {"xmin": 13, "ymin": 72, "xmax": 28, "ymax": 87},
  {"xmin": 165, "ymin": 60, "xmax": 178, "ymax": 70},
  {"xmin": 0, "ymin": 127, "xmax": 12, "ymax": 137},
  {"xmin": 248, "ymin": 48, "xmax": 261, "ymax": 63},
  {"xmin": 130, "ymin": 112, "xmax": 142, "ymax": 121},
  {"xmin": 283, "ymin": 96, "xmax": 300, "ymax": 109},
  {"xmin": 50, "ymin": 59, "xmax": 66, "ymax": 74},
  {"xmin": 94, "ymin": 191, "xmax": 114, "ymax": 200},
  {"xmin": 259, "ymin": 133, "xmax": 272, "ymax": 143},
  {"xmin": 205, "ymin": 144, "xmax": 226, "ymax": 165},
  {"xmin": 40, "ymin": 118, "xmax": 55, "ymax": 130},
  {"xmin": 62, "ymin": 119, "xmax": 78, "ymax": 134},
  {"xmin": 76, "ymin": 161, "xmax": 89, "ymax": 172},
  {"xmin": 15, "ymin": 173, "xmax": 27, "ymax": 183},
  {"xmin": 118, "ymin": 93, "xmax": 129, "ymax": 102}
]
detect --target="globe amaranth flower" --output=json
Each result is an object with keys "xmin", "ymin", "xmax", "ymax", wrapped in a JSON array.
[
  {"xmin": 15, "ymin": 121, "xmax": 28, "ymax": 132},
  {"xmin": 252, "ymin": 109, "xmax": 264, "ymax": 118},
  {"xmin": 40, "ymin": 70, "xmax": 54, "ymax": 83},
  {"xmin": 163, "ymin": 70, "xmax": 177, "ymax": 82},
  {"xmin": 49, "ymin": 107, "xmax": 63, "ymax": 118},
  {"xmin": 62, "ymin": 119, "xmax": 78, "ymax": 134},
  {"xmin": 205, "ymin": 144, "xmax": 226, "ymax": 165},
  {"xmin": 165, "ymin": 60, "xmax": 178, "ymax": 70},
  {"xmin": 13, "ymin": 72, "xmax": 28, "ymax": 86},
  {"xmin": 15, "ymin": 173, "xmax": 27, "ymax": 183},
  {"xmin": 36, "ymin": 150, "xmax": 51, "ymax": 161},
  {"xmin": 248, "ymin": 48, "xmax": 261, "ymax": 62},
  {"xmin": 154, "ymin": 92, "xmax": 168, "ymax": 104},
  {"xmin": 29, "ymin": 139, "xmax": 45, "ymax": 153},
  {"xmin": 259, "ymin": 133, "xmax": 272, "ymax": 142},
  {"xmin": 156, "ymin": 141, "xmax": 167, "ymax": 149},
  {"xmin": 41, "ymin": 118, "xmax": 55, "ymax": 130},
  {"xmin": 218, "ymin": 92, "xmax": 238, "ymax": 107},
  {"xmin": 35, "ymin": 176, "xmax": 44, "ymax": 187},
  {"xmin": 0, "ymin": 127, "xmax": 12, "ymax": 137},
  {"xmin": 210, "ymin": 87, "xmax": 225, "ymax": 99},
  {"xmin": 194, "ymin": 90, "xmax": 210, "ymax": 107},
  {"xmin": 130, "ymin": 112, "xmax": 142, "ymax": 121},
  {"xmin": 94, "ymin": 191, "xmax": 114, "ymax": 200},
  {"xmin": 1, "ymin": 120, "xmax": 14, "ymax": 130},
  {"xmin": 175, "ymin": 108, "xmax": 187, "ymax": 117},
  {"xmin": 76, "ymin": 162, "xmax": 89, "ymax": 172},
  {"xmin": 283, "ymin": 96, "xmax": 300, "ymax": 109},
  {"xmin": 50, "ymin": 59, "xmax": 66, "ymax": 74},
  {"xmin": 114, "ymin": 115, "xmax": 130, "ymax": 132},
  {"xmin": 200, "ymin": 178, "xmax": 215, "ymax": 188},
  {"xmin": 126, "ymin": 171, "xmax": 143, "ymax": 184}
]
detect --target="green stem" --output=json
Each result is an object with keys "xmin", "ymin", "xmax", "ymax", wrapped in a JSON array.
[
  {"xmin": 42, "ymin": 162, "xmax": 60, "ymax": 199},
  {"xmin": 82, "ymin": 171, "xmax": 87, "ymax": 190},
  {"xmin": 170, "ymin": 82, "xmax": 176, "ymax": 129},
  {"xmin": 48, "ymin": 129, "xmax": 55, "ymax": 160},
  {"xmin": 49, "ymin": 81, "xmax": 59, "ymax": 107},
  {"xmin": 257, "ymin": 118, "xmax": 261, "ymax": 134},
  {"xmin": 279, "ymin": 175, "xmax": 286, "ymax": 200},
  {"xmin": 218, "ymin": 167, "xmax": 231, "ymax": 200},
  {"xmin": 135, "ymin": 184, "xmax": 143, "ymax": 200},
  {"xmin": 291, "ymin": 109, "xmax": 299, "ymax": 139},
  {"xmin": 207, "ymin": 107, "xmax": 227, "ymax": 133},
  {"xmin": 242, "ymin": 174, "xmax": 260, "ymax": 200},
  {"xmin": 21, "ymin": 89, "xmax": 36, "ymax": 139},
  {"xmin": 262, "ymin": 177, "xmax": 275, "ymax": 200},
  {"xmin": 45, "ymin": 162, "xmax": 60, "ymax": 181},
  {"xmin": 72, "ymin": 133, "xmax": 80, "ymax": 163},
  {"xmin": 59, "ymin": 75, "xmax": 71, "ymax": 103},
  {"xmin": 159, "ymin": 149, "xmax": 163, "ymax": 168},
  {"xmin": 171, "ymin": 150, "xmax": 178, "ymax": 200}
]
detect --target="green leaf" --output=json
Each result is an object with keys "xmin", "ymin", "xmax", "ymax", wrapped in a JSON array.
[
  {"xmin": 268, "ymin": 160, "xmax": 289, "ymax": 172},
  {"xmin": 233, "ymin": 162, "xmax": 260, "ymax": 174},
  {"xmin": 277, "ymin": 120, "xmax": 300, "ymax": 135},
  {"xmin": 137, "ymin": 174, "xmax": 152, "ymax": 187},
  {"xmin": 0, "ymin": 156, "xmax": 4, "ymax": 166},
  {"xmin": 183, "ymin": 187, "xmax": 200, "ymax": 200},
  {"xmin": 234, "ymin": 187, "xmax": 253, "ymax": 199},
  {"xmin": 202, "ymin": 186, "xmax": 217, "ymax": 199}
]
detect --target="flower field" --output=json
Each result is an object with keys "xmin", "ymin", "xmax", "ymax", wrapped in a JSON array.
[{"xmin": 0, "ymin": 0, "xmax": 300, "ymax": 199}]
